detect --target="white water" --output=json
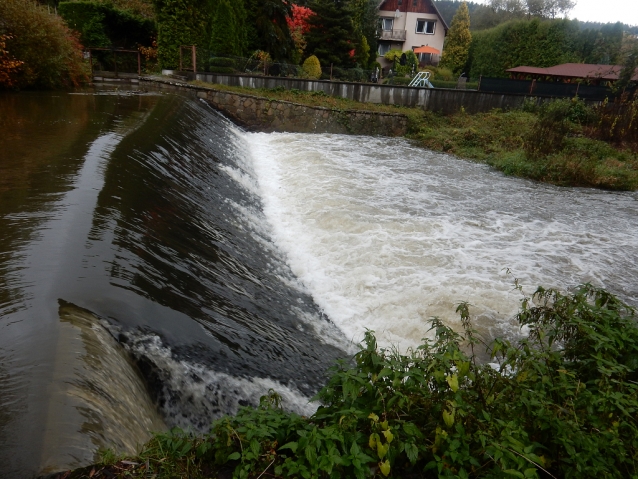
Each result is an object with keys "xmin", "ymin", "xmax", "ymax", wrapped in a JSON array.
[{"xmin": 246, "ymin": 133, "xmax": 638, "ymax": 351}]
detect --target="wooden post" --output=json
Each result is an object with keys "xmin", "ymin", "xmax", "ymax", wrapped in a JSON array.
[
  {"xmin": 137, "ymin": 50, "xmax": 141, "ymax": 75},
  {"xmin": 114, "ymin": 50, "xmax": 117, "ymax": 77},
  {"xmin": 330, "ymin": 63, "xmax": 333, "ymax": 81},
  {"xmin": 477, "ymin": 75, "xmax": 482, "ymax": 91},
  {"xmin": 529, "ymin": 78, "xmax": 536, "ymax": 95},
  {"xmin": 192, "ymin": 46, "xmax": 197, "ymax": 74},
  {"xmin": 89, "ymin": 49, "xmax": 93, "ymax": 76},
  {"xmin": 179, "ymin": 47, "xmax": 183, "ymax": 72}
]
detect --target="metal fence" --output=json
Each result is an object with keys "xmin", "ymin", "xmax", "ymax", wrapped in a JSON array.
[
  {"xmin": 478, "ymin": 77, "xmax": 615, "ymax": 100},
  {"xmin": 193, "ymin": 50, "xmax": 382, "ymax": 83}
]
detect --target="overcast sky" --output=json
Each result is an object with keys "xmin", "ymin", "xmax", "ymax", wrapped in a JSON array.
[
  {"xmin": 567, "ymin": 0, "xmax": 638, "ymax": 25},
  {"xmin": 473, "ymin": 0, "xmax": 638, "ymax": 26}
]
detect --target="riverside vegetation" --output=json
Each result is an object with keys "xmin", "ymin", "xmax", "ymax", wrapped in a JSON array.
[
  {"xmin": 190, "ymin": 81, "xmax": 638, "ymax": 191},
  {"xmin": 54, "ymin": 283, "xmax": 638, "ymax": 478}
]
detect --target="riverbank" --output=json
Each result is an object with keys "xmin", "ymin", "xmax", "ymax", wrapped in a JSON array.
[
  {"xmin": 184, "ymin": 78, "xmax": 638, "ymax": 191},
  {"xmin": 46, "ymin": 285, "xmax": 638, "ymax": 479}
]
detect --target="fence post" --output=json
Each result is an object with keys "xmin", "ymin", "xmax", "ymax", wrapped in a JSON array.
[
  {"xmin": 179, "ymin": 47, "xmax": 183, "ymax": 72},
  {"xmin": 529, "ymin": 79, "xmax": 536, "ymax": 95},
  {"xmin": 137, "ymin": 51, "xmax": 141, "ymax": 76},
  {"xmin": 192, "ymin": 46, "xmax": 197, "ymax": 74},
  {"xmin": 477, "ymin": 75, "xmax": 482, "ymax": 91},
  {"xmin": 114, "ymin": 50, "xmax": 117, "ymax": 77},
  {"xmin": 89, "ymin": 49, "xmax": 93, "ymax": 76}
]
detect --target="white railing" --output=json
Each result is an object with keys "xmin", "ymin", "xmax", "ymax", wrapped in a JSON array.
[{"xmin": 408, "ymin": 71, "xmax": 434, "ymax": 88}]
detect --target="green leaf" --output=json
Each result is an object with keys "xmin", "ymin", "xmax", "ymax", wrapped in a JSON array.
[
  {"xmin": 503, "ymin": 469, "xmax": 525, "ymax": 478},
  {"xmin": 405, "ymin": 442, "xmax": 419, "ymax": 464},
  {"xmin": 280, "ymin": 442, "xmax": 298, "ymax": 453},
  {"xmin": 227, "ymin": 452, "xmax": 240, "ymax": 461}
]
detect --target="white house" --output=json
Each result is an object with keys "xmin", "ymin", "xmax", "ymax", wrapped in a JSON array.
[{"xmin": 377, "ymin": 0, "xmax": 449, "ymax": 67}]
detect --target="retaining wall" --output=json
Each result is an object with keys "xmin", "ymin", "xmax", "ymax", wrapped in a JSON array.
[
  {"xmin": 165, "ymin": 71, "xmax": 533, "ymax": 114},
  {"xmin": 139, "ymin": 77, "xmax": 409, "ymax": 136}
]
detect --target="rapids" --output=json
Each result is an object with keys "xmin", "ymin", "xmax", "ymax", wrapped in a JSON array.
[{"xmin": 1, "ymin": 89, "xmax": 637, "ymax": 477}]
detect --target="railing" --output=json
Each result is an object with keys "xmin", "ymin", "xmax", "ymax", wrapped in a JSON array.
[{"xmin": 379, "ymin": 29, "xmax": 407, "ymax": 41}]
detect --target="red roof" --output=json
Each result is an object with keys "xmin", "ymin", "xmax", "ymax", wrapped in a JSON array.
[{"xmin": 507, "ymin": 63, "xmax": 638, "ymax": 82}]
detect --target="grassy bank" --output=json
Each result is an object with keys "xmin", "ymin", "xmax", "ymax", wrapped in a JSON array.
[
  {"xmin": 190, "ymin": 80, "xmax": 638, "ymax": 191},
  {"xmin": 50, "ymin": 284, "xmax": 638, "ymax": 479}
]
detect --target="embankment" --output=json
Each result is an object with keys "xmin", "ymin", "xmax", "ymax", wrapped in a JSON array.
[{"xmin": 139, "ymin": 77, "xmax": 408, "ymax": 136}]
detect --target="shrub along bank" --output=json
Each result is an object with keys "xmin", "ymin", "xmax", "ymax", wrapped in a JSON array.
[{"xmin": 52, "ymin": 284, "xmax": 638, "ymax": 478}]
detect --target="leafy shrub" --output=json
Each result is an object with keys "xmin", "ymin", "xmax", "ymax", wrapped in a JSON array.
[
  {"xmin": 432, "ymin": 65, "xmax": 455, "ymax": 81},
  {"xmin": 0, "ymin": 34, "xmax": 23, "ymax": 88},
  {"xmin": 126, "ymin": 284, "xmax": 638, "ymax": 479},
  {"xmin": 0, "ymin": 0, "xmax": 89, "ymax": 89},
  {"xmin": 302, "ymin": 55, "xmax": 321, "ymax": 79},
  {"xmin": 589, "ymin": 91, "xmax": 638, "ymax": 151},
  {"xmin": 208, "ymin": 57, "xmax": 235, "ymax": 67},
  {"xmin": 524, "ymin": 98, "xmax": 594, "ymax": 159},
  {"xmin": 383, "ymin": 49, "xmax": 418, "ymax": 76},
  {"xmin": 58, "ymin": 1, "xmax": 155, "ymax": 49},
  {"xmin": 207, "ymin": 66, "xmax": 235, "ymax": 74}
]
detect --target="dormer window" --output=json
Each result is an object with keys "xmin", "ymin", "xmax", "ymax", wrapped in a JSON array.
[{"xmin": 416, "ymin": 19, "xmax": 436, "ymax": 34}]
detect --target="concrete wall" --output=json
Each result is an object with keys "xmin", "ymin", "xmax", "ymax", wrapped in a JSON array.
[
  {"xmin": 140, "ymin": 78, "xmax": 409, "ymax": 136},
  {"xmin": 174, "ymin": 71, "xmax": 533, "ymax": 114}
]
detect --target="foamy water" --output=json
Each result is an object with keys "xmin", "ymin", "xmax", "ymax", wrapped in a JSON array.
[{"xmin": 246, "ymin": 133, "xmax": 638, "ymax": 350}]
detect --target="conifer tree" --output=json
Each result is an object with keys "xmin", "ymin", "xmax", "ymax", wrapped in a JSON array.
[
  {"xmin": 305, "ymin": 0, "xmax": 356, "ymax": 68},
  {"xmin": 209, "ymin": 0, "xmax": 246, "ymax": 56},
  {"xmin": 244, "ymin": 0, "xmax": 294, "ymax": 61},
  {"xmin": 440, "ymin": 2, "xmax": 472, "ymax": 75}
]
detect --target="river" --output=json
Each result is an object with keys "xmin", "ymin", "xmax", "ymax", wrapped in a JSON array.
[{"xmin": 1, "ymin": 88, "xmax": 637, "ymax": 478}]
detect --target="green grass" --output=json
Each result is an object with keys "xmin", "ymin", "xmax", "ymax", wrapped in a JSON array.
[{"xmin": 188, "ymin": 79, "xmax": 638, "ymax": 190}]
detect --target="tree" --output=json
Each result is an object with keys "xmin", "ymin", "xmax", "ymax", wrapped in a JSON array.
[
  {"xmin": 349, "ymin": 0, "xmax": 379, "ymax": 67},
  {"xmin": 0, "ymin": 0, "xmax": 88, "ymax": 88},
  {"xmin": 286, "ymin": 4, "xmax": 313, "ymax": 63},
  {"xmin": 153, "ymin": 0, "xmax": 213, "ymax": 68},
  {"xmin": 305, "ymin": 0, "xmax": 356, "ymax": 68},
  {"xmin": 244, "ymin": 0, "xmax": 294, "ymax": 61},
  {"xmin": 209, "ymin": 0, "xmax": 246, "ymax": 56},
  {"xmin": 440, "ymin": 2, "xmax": 472, "ymax": 76}
]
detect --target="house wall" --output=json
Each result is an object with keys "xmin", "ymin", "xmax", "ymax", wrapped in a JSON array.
[{"xmin": 377, "ymin": 0, "xmax": 445, "ymax": 66}]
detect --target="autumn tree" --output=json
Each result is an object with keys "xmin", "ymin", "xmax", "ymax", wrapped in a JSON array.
[
  {"xmin": 440, "ymin": 2, "xmax": 472, "ymax": 76},
  {"xmin": 286, "ymin": 4, "xmax": 313, "ymax": 63}
]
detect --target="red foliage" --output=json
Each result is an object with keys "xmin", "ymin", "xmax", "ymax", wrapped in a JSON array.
[{"xmin": 286, "ymin": 5, "xmax": 314, "ymax": 35}]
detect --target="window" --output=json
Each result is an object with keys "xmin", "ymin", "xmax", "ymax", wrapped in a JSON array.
[
  {"xmin": 381, "ymin": 17, "xmax": 394, "ymax": 31},
  {"xmin": 413, "ymin": 0, "xmax": 418, "ymax": 5},
  {"xmin": 416, "ymin": 19, "xmax": 436, "ymax": 34},
  {"xmin": 378, "ymin": 43, "xmax": 391, "ymax": 55}
]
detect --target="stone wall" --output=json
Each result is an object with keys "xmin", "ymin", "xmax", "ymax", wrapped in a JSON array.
[
  {"xmin": 139, "ymin": 78, "xmax": 409, "ymax": 136},
  {"xmin": 174, "ymin": 71, "xmax": 535, "ymax": 114}
]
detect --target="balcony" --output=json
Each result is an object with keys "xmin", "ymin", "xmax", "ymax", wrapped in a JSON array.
[{"xmin": 379, "ymin": 29, "xmax": 406, "ymax": 42}]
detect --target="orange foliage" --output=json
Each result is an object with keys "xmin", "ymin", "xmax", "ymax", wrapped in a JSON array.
[{"xmin": 0, "ymin": 34, "xmax": 24, "ymax": 88}]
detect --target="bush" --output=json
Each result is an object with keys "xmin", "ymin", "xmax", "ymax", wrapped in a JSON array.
[
  {"xmin": 0, "ymin": 0, "xmax": 89, "ymax": 89},
  {"xmin": 58, "ymin": 1, "xmax": 155, "ymax": 49},
  {"xmin": 117, "ymin": 284, "xmax": 638, "ymax": 479},
  {"xmin": 524, "ymin": 98, "xmax": 594, "ymax": 159},
  {"xmin": 208, "ymin": 57, "xmax": 235, "ymax": 67},
  {"xmin": 207, "ymin": 66, "xmax": 235, "ymax": 74},
  {"xmin": 383, "ymin": 49, "xmax": 417, "ymax": 76},
  {"xmin": 302, "ymin": 54, "xmax": 321, "ymax": 79}
]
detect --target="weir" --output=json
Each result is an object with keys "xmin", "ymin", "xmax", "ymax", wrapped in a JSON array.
[{"xmin": 2, "ymin": 88, "xmax": 638, "ymax": 478}]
